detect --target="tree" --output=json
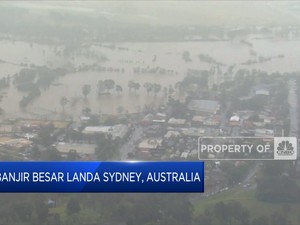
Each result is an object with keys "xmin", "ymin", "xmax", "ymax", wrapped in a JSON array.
[
  {"xmin": 169, "ymin": 99, "xmax": 186, "ymax": 118},
  {"xmin": 194, "ymin": 213, "xmax": 213, "ymax": 225},
  {"xmin": 256, "ymin": 175, "xmax": 300, "ymax": 203},
  {"xmin": 44, "ymin": 147, "xmax": 62, "ymax": 161},
  {"xmin": 162, "ymin": 195, "xmax": 193, "ymax": 225},
  {"xmin": 14, "ymin": 68, "xmax": 36, "ymax": 84},
  {"xmin": 97, "ymin": 80, "xmax": 105, "ymax": 95},
  {"xmin": 116, "ymin": 84, "xmax": 123, "ymax": 95},
  {"xmin": 214, "ymin": 201, "xmax": 227, "ymax": 223},
  {"xmin": 31, "ymin": 145, "xmax": 41, "ymax": 159},
  {"xmin": 213, "ymin": 201, "xmax": 250, "ymax": 225},
  {"xmin": 270, "ymin": 212, "xmax": 289, "ymax": 225},
  {"xmin": 168, "ymin": 85, "xmax": 175, "ymax": 96},
  {"xmin": 117, "ymin": 106, "xmax": 124, "ymax": 114},
  {"xmin": 104, "ymin": 79, "xmax": 115, "ymax": 93},
  {"xmin": 123, "ymin": 194, "xmax": 193, "ymax": 225},
  {"xmin": 82, "ymin": 84, "xmax": 91, "ymax": 99},
  {"xmin": 70, "ymin": 96, "xmax": 80, "ymax": 108},
  {"xmin": 251, "ymin": 216, "xmax": 269, "ymax": 225},
  {"xmin": 175, "ymin": 81, "xmax": 182, "ymax": 90},
  {"xmin": 35, "ymin": 200, "xmax": 48, "ymax": 223},
  {"xmin": 67, "ymin": 150, "xmax": 80, "ymax": 161},
  {"xmin": 152, "ymin": 83, "xmax": 161, "ymax": 96},
  {"xmin": 128, "ymin": 80, "xmax": 135, "ymax": 92},
  {"xmin": 133, "ymin": 82, "xmax": 140, "ymax": 93},
  {"xmin": 60, "ymin": 97, "xmax": 68, "ymax": 114},
  {"xmin": 11, "ymin": 201, "xmax": 32, "ymax": 222},
  {"xmin": 95, "ymin": 133, "xmax": 118, "ymax": 160},
  {"xmin": 82, "ymin": 107, "xmax": 91, "ymax": 116},
  {"xmin": 66, "ymin": 198, "xmax": 80, "ymax": 215},
  {"xmin": 182, "ymin": 50, "xmax": 191, "ymax": 62},
  {"xmin": 38, "ymin": 123, "xmax": 55, "ymax": 147},
  {"xmin": 163, "ymin": 86, "xmax": 168, "ymax": 97},
  {"xmin": 144, "ymin": 82, "xmax": 152, "ymax": 95}
]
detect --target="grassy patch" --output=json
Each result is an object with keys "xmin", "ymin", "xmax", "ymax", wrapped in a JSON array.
[{"xmin": 194, "ymin": 187, "xmax": 300, "ymax": 224}]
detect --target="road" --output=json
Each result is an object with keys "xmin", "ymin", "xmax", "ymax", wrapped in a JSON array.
[
  {"xmin": 243, "ymin": 161, "xmax": 259, "ymax": 184},
  {"xmin": 119, "ymin": 126, "xmax": 143, "ymax": 160},
  {"xmin": 220, "ymin": 102, "xmax": 231, "ymax": 134},
  {"xmin": 288, "ymin": 79, "xmax": 298, "ymax": 137}
]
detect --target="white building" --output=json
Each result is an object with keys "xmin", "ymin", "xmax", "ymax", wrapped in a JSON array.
[
  {"xmin": 188, "ymin": 100, "xmax": 220, "ymax": 114},
  {"xmin": 82, "ymin": 124, "xmax": 129, "ymax": 140}
]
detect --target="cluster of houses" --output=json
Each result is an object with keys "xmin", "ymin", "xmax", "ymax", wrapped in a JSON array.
[
  {"xmin": 0, "ymin": 82, "xmax": 283, "ymax": 163},
  {"xmin": 0, "ymin": 119, "xmax": 70, "ymax": 157},
  {"xmin": 135, "ymin": 99, "xmax": 222, "ymax": 159},
  {"xmin": 229, "ymin": 110, "xmax": 277, "ymax": 138},
  {"xmin": 0, "ymin": 113, "xmax": 133, "ymax": 159},
  {"xmin": 134, "ymin": 92, "xmax": 282, "ymax": 161}
]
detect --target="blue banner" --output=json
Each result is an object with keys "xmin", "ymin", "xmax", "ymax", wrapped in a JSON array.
[{"xmin": 0, "ymin": 162, "xmax": 204, "ymax": 192}]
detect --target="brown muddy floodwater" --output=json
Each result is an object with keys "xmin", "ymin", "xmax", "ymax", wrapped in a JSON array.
[{"xmin": 1, "ymin": 38, "xmax": 300, "ymax": 119}]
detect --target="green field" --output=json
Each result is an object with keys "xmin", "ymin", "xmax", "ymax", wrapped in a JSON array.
[{"xmin": 194, "ymin": 187, "xmax": 300, "ymax": 224}]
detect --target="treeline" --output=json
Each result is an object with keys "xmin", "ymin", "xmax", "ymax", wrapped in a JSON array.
[
  {"xmin": 133, "ymin": 66, "xmax": 176, "ymax": 75},
  {"xmin": 77, "ymin": 65, "xmax": 124, "ymax": 73},
  {"xmin": 256, "ymin": 161, "xmax": 300, "ymax": 203},
  {"xmin": 199, "ymin": 53, "xmax": 223, "ymax": 65},
  {"xmin": 0, "ymin": 76, "xmax": 10, "ymax": 90},
  {"xmin": 0, "ymin": 194, "xmax": 50, "ymax": 225},
  {"xmin": 0, "ymin": 6, "xmax": 231, "ymax": 43},
  {"xmin": 195, "ymin": 200, "xmax": 291, "ymax": 225},
  {"xmin": 0, "ymin": 193, "xmax": 193, "ymax": 225},
  {"xmin": 13, "ymin": 67, "xmax": 68, "ymax": 108},
  {"xmin": 0, "ymin": 193, "xmax": 295, "ymax": 225}
]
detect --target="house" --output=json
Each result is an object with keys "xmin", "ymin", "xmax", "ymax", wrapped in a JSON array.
[
  {"xmin": 140, "ymin": 114, "xmax": 154, "ymax": 126},
  {"xmin": 82, "ymin": 124, "xmax": 129, "ymax": 140},
  {"xmin": 188, "ymin": 100, "xmax": 220, "ymax": 115},
  {"xmin": 138, "ymin": 138, "xmax": 163, "ymax": 151},
  {"xmin": 0, "ymin": 124, "xmax": 16, "ymax": 133},
  {"xmin": 229, "ymin": 115, "xmax": 240, "ymax": 126},
  {"xmin": 144, "ymin": 125, "xmax": 163, "ymax": 136},
  {"xmin": 242, "ymin": 120, "xmax": 254, "ymax": 129},
  {"xmin": 167, "ymin": 118, "xmax": 186, "ymax": 127},
  {"xmin": 255, "ymin": 89, "xmax": 270, "ymax": 96},
  {"xmin": 192, "ymin": 115, "xmax": 206, "ymax": 125},
  {"xmin": 204, "ymin": 115, "xmax": 221, "ymax": 127},
  {"xmin": 164, "ymin": 130, "xmax": 181, "ymax": 139},
  {"xmin": 181, "ymin": 127, "xmax": 205, "ymax": 137},
  {"xmin": 80, "ymin": 116, "xmax": 91, "ymax": 122},
  {"xmin": 56, "ymin": 143, "xmax": 96, "ymax": 157},
  {"xmin": 152, "ymin": 113, "xmax": 167, "ymax": 124},
  {"xmin": 253, "ymin": 122, "xmax": 265, "ymax": 127},
  {"xmin": 238, "ymin": 110, "xmax": 254, "ymax": 120},
  {"xmin": 254, "ymin": 129, "xmax": 274, "ymax": 137},
  {"xmin": 0, "ymin": 138, "xmax": 32, "ymax": 150},
  {"xmin": 259, "ymin": 115, "xmax": 275, "ymax": 124},
  {"xmin": 181, "ymin": 152, "xmax": 189, "ymax": 159},
  {"xmin": 46, "ymin": 199, "xmax": 56, "ymax": 208}
]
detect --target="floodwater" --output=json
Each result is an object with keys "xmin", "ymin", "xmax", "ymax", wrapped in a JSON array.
[{"xmin": 1, "ymin": 37, "xmax": 300, "ymax": 119}]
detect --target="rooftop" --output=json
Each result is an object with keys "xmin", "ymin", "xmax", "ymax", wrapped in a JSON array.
[
  {"xmin": 188, "ymin": 100, "xmax": 220, "ymax": 113},
  {"xmin": 56, "ymin": 143, "xmax": 96, "ymax": 155},
  {"xmin": 168, "ymin": 118, "xmax": 186, "ymax": 125},
  {"xmin": 138, "ymin": 138, "xmax": 163, "ymax": 150},
  {"xmin": 82, "ymin": 124, "xmax": 129, "ymax": 139}
]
